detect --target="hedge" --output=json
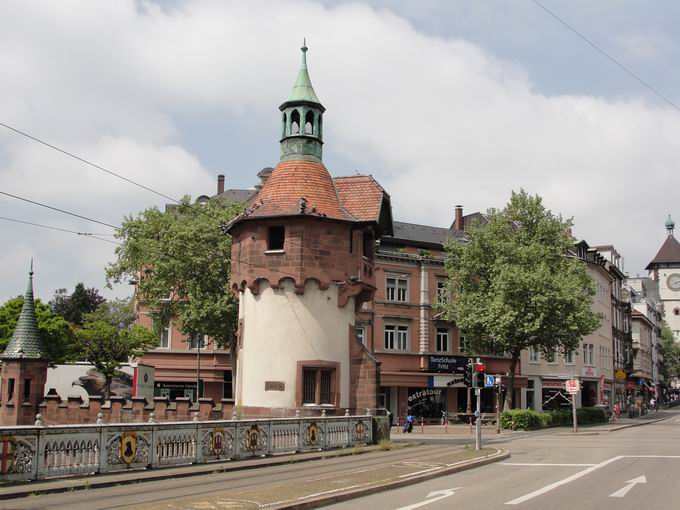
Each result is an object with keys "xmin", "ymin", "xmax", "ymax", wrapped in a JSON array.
[{"xmin": 501, "ymin": 407, "xmax": 607, "ymax": 431}]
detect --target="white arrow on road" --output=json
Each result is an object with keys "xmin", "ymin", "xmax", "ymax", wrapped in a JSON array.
[
  {"xmin": 396, "ymin": 488, "xmax": 461, "ymax": 510},
  {"xmin": 609, "ymin": 475, "xmax": 646, "ymax": 498}
]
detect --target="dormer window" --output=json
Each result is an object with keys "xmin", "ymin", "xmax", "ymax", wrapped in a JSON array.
[{"xmin": 268, "ymin": 226, "xmax": 285, "ymax": 251}]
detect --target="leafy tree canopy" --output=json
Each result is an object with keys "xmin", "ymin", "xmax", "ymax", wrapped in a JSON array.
[
  {"xmin": 0, "ymin": 296, "xmax": 80, "ymax": 365},
  {"xmin": 50, "ymin": 283, "xmax": 106, "ymax": 326},
  {"xmin": 441, "ymin": 189, "xmax": 600, "ymax": 407},
  {"xmin": 660, "ymin": 321, "xmax": 680, "ymax": 381},
  {"xmin": 77, "ymin": 301, "xmax": 157, "ymax": 399},
  {"xmin": 106, "ymin": 196, "xmax": 243, "ymax": 349}
]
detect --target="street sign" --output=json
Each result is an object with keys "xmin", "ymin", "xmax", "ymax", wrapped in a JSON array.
[
  {"xmin": 565, "ymin": 379, "xmax": 579, "ymax": 394},
  {"xmin": 428, "ymin": 355, "xmax": 469, "ymax": 374},
  {"xmin": 484, "ymin": 375, "xmax": 495, "ymax": 388}
]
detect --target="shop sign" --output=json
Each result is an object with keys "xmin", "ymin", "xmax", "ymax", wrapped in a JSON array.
[
  {"xmin": 582, "ymin": 366, "xmax": 598, "ymax": 378},
  {"xmin": 428, "ymin": 355, "xmax": 468, "ymax": 374},
  {"xmin": 615, "ymin": 370, "xmax": 626, "ymax": 380},
  {"xmin": 542, "ymin": 380, "xmax": 566, "ymax": 389},
  {"xmin": 407, "ymin": 388, "xmax": 442, "ymax": 404},
  {"xmin": 565, "ymin": 380, "xmax": 580, "ymax": 394}
]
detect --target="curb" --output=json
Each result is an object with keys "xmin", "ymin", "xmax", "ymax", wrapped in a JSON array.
[
  {"xmin": 278, "ymin": 447, "xmax": 510, "ymax": 510},
  {"xmin": 0, "ymin": 445, "xmax": 384, "ymax": 501},
  {"xmin": 603, "ymin": 413, "xmax": 673, "ymax": 432}
]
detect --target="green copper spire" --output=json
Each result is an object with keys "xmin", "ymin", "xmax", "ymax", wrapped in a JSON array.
[
  {"xmin": 667, "ymin": 214, "xmax": 675, "ymax": 236},
  {"xmin": 1, "ymin": 261, "xmax": 47, "ymax": 360},
  {"xmin": 286, "ymin": 39, "xmax": 321, "ymax": 104},
  {"xmin": 279, "ymin": 41, "xmax": 326, "ymax": 162}
]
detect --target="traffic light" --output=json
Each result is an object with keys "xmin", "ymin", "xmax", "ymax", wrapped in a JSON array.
[
  {"xmin": 473, "ymin": 371, "xmax": 485, "ymax": 388},
  {"xmin": 463, "ymin": 364, "xmax": 472, "ymax": 387},
  {"xmin": 472, "ymin": 362, "xmax": 485, "ymax": 389}
]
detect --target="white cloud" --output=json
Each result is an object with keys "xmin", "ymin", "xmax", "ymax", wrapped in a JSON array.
[{"xmin": 0, "ymin": 0, "xmax": 678, "ymax": 300}]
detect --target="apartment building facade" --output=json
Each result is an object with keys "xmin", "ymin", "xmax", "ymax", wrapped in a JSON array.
[{"xmin": 519, "ymin": 241, "xmax": 614, "ymax": 411}]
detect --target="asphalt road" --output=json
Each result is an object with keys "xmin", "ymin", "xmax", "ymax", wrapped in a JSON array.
[
  {"xmin": 327, "ymin": 410, "xmax": 680, "ymax": 510},
  {"xmin": 1, "ymin": 411, "xmax": 677, "ymax": 509}
]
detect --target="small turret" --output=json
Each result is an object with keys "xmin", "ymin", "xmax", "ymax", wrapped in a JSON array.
[
  {"xmin": 279, "ymin": 40, "xmax": 325, "ymax": 162},
  {"xmin": 666, "ymin": 214, "xmax": 675, "ymax": 237}
]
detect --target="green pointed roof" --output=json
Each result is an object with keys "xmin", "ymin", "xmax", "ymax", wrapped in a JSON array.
[
  {"xmin": 2, "ymin": 263, "xmax": 47, "ymax": 360},
  {"xmin": 285, "ymin": 41, "xmax": 321, "ymax": 105},
  {"xmin": 666, "ymin": 214, "xmax": 675, "ymax": 230}
]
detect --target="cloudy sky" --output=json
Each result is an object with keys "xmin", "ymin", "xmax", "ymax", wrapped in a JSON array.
[{"xmin": 1, "ymin": 0, "xmax": 679, "ymax": 302}]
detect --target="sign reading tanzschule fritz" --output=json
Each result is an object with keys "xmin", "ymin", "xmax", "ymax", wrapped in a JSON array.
[{"xmin": 428, "ymin": 355, "xmax": 468, "ymax": 374}]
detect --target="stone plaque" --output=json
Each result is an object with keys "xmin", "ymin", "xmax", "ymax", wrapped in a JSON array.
[{"xmin": 265, "ymin": 381, "xmax": 285, "ymax": 391}]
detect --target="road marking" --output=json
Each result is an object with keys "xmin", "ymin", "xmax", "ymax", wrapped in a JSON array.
[
  {"xmin": 505, "ymin": 456, "xmax": 624, "ymax": 505},
  {"xmin": 609, "ymin": 475, "xmax": 646, "ymax": 498},
  {"xmin": 500, "ymin": 463, "xmax": 597, "ymax": 467},
  {"xmin": 624, "ymin": 455, "xmax": 680, "ymax": 458},
  {"xmin": 396, "ymin": 488, "xmax": 461, "ymax": 510}
]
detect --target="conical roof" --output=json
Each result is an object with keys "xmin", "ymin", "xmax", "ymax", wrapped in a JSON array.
[
  {"xmin": 646, "ymin": 234, "xmax": 680, "ymax": 270},
  {"xmin": 284, "ymin": 41, "xmax": 321, "ymax": 105},
  {"xmin": 2, "ymin": 264, "xmax": 46, "ymax": 360}
]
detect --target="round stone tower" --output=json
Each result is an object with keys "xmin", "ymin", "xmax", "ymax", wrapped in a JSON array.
[{"xmin": 228, "ymin": 43, "xmax": 392, "ymax": 416}]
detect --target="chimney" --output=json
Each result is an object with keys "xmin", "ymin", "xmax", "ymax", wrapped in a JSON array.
[
  {"xmin": 454, "ymin": 205, "xmax": 463, "ymax": 230},
  {"xmin": 217, "ymin": 174, "xmax": 225, "ymax": 194}
]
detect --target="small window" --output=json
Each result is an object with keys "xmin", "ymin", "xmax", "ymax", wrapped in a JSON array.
[
  {"xmin": 384, "ymin": 324, "xmax": 408, "ymax": 351},
  {"xmin": 188, "ymin": 334, "xmax": 206, "ymax": 350},
  {"xmin": 223, "ymin": 371, "xmax": 233, "ymax": 400},
  {"xmin": 7, "ymin": 378, "xmax": 15, "ymax": 403},
  {"xmin": 301, "ymin": 367, "xmax": 336, "ymax": 405},
  {"xmin": 159, "ymin": 325, "xmax": 170, "ymax": 348},
  {"xmin": 436, "ymin": 328, "xmax": 449, "ymax": 352},
  {"xmin": 529, "ymin": 347, "xmax": 539, "ymax": 362},
  {"xmin": 304, "ymin": 110, "xmax": 314, "ymax": 134},
  {"xmin": 356, "ymin": 326, "xmax": 366, "ymax": 346},
  {"xmin": 565, "ymin": 351, "xmax": 574, "ymax": 364},
  {"xmin": 268, "ymin": 226, "xmax": 285, "ymax": 250},
  {"xmin": 23, "ymin": 379, "xmax": 31, "ymax": 402},
  {"xmin": 291, "ymin": 110, "xmax": 300, "ymax": 134},
  {"xmin": 386, "ymin": 276, "xmax": 408, "ymax": 302},
  {"xmin": 436, "ymin": 279, "xmax": 446, "ymax": 303}
]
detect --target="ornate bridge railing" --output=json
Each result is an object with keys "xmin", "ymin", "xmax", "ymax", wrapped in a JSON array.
[{"xmin": 0, "ymin": 414, "xmax": 378, "ymax": 482}]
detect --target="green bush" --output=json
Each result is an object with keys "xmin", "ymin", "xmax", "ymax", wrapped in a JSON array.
[
  {"xmin": 500, "ymin": 409, "xmax": 541, "ymax": 430},
  {"xmin": 501, "ymin": 407, "xmax": 606, "ymax": 430}
]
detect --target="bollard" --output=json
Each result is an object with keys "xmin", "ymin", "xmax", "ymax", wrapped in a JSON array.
[
  {"xmin": 469, "ymin": 417, "xmax": 473, "ymax": 434},
  {"xmin": 421, "ymin": 416, "xmax": 424, "ymax": 434}
]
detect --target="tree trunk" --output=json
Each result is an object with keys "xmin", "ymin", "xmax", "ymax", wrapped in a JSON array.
[
  {"xmin": 103, "ymin": 375, "xmax": 113, "ymax": 401},
  {"xmin": 504, "ymin": 351, "xmax": 520, "ymax": 410}
]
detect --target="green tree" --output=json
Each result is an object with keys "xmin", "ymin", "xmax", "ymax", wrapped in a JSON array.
[
  {"xmin": 50, "ymin": 283, "xmax": 106, "ymax": 326},
  {"xmin": 660, "ymin": 321, "xmax": 680, "ymax": 381},
  {"xmin": 0, "ymin": 296, "xmax": 80, "ymax": 365},
  {"xmin": 106, "ymin": 196, "xmax": 243, "ymax": 387},
  {"xmin": 440, "ymin": 190, "xmax": 600, "ymax": 408},
  {"xmin": 77, "ymin": 302, "xmax": 156, "ymax": 399}
]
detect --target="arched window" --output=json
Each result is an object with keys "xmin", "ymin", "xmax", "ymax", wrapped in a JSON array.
[
  {"xmin": 304, "ymin": 111, "xmax": 314, "ymax": 134},
  {"xmin": 317, "ymin": 115, "xmax": 323, "ymax": 139},
  {"xmin": 291, "ymin": 110, "xmax": 300, "ymax": 134},
  {"xmin": 282, "ymin": 113, "xmax": 287, "ymax": 137}
]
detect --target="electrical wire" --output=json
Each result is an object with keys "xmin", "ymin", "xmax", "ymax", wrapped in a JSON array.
[
  {"xmin": 0, "ymin": 215, "xmax": 121, "ymax": 245},
  {"xmin": 1, "ymin": 190, "xmax": 119, "ymax": 229},
  {"xmin": 530, "ymin": 0, "xmax": 680, "ymax": 113},
  {"xmin": 0, "ymin": 122, "xmax": 182, "ymax": 204}
]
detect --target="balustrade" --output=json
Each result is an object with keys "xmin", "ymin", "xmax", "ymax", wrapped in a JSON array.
[{"xmin": 0, "ymin": 414, "xmax": 383, "ymax": 482}]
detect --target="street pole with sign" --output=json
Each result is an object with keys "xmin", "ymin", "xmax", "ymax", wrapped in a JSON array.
[
  {"xmin": 475, "ymin": 358, "xmax": 482, "ymax": 450},
  {"xmin": 570, "ymin": 372, "xmax": 578, "ymax": 433},
  {"xmin": 496, "ymin": 374, "xmax": 501, "ymax": 435}
]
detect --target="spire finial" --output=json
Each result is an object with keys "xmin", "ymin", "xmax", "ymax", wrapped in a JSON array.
[
  {"xmin": 666, "ymin": 214, "xmax": 675, "ymax": 236},
  {"xmin": 29, "ymin": 258, "xmax": 34, "ymax": 277},
  {"xmin": 302, "ymin": 38, "xmax": 307, "ymax": 52}
]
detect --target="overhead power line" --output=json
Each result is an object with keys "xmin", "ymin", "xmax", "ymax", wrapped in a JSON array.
[
  {"xmin": 0, "ymin": 122, "xmax": 183, "ymax": 204},
  {"xmin": 0, "ymin": 215, "xmax": 121, "ymax": 245},
  {"xmin": 530, "ymin": 0, "xmax": 680, "ymax": 113},
  {"xmin": 1, "ymin": 190, "xmax": 120, "ymax": 229}
]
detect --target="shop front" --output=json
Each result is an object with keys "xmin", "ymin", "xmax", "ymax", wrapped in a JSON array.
[{"xmin": 541, "ymin": 379, "xmax": 572, "ymax": 411}]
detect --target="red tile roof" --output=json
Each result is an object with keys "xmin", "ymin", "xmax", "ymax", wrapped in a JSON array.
[
  {"xmin": 333, "ymin": 175, "xmax": 386, "ymax": 223},
  {"xmin": 244, "ymin": 160, "xmax": 354, "ymax": 221}
]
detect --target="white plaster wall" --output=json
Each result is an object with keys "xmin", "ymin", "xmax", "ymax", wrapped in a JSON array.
[
  {"xmin": 237, "ymin": 279, "xmax": 354, "ymax": 409},
  {"xmin": 658, "ymin": 268, "xmax": 680, "ymax": 340}
]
